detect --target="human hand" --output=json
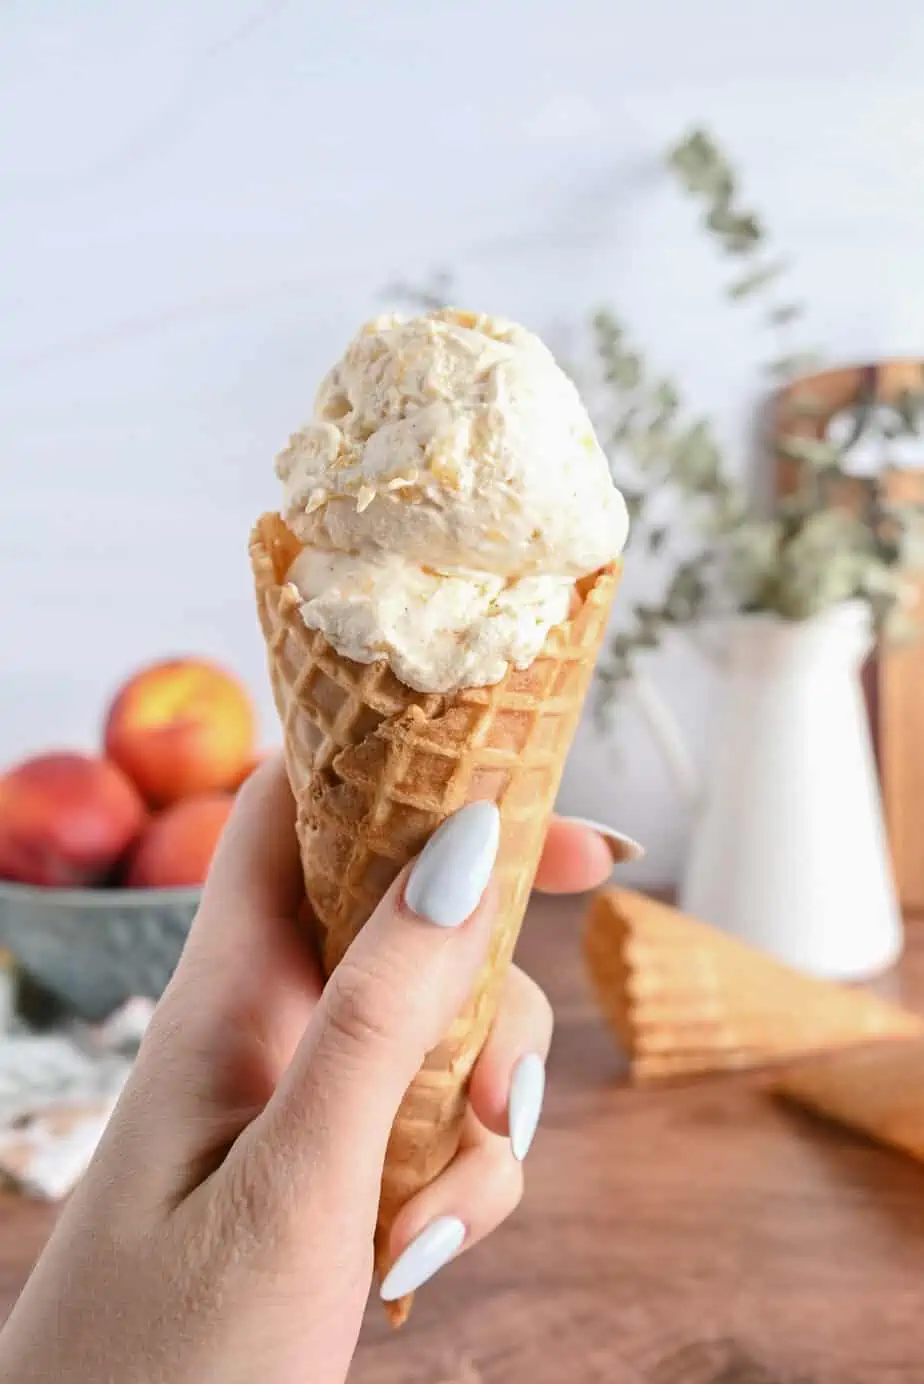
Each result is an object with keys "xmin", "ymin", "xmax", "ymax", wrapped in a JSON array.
[{"xmin": 0, "ymin": 757, "xmax": 623, "ymax": 1384}]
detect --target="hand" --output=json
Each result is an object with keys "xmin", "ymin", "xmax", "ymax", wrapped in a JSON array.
[{"xmin": 0, "ymin": 757, "xmax": 617, "ymax": 1384}]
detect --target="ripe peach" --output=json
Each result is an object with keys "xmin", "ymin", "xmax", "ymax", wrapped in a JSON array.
[
  {"xmin": 124, "ymin": 794, "xmax": 233, "ymax": 889},
  {"xmin": 104, "ymin": 658, "xmax": 256, "ymax": 807},
  {"xmin": 0, "ymin": 752, "xmax": 147, "ymax": 888}
]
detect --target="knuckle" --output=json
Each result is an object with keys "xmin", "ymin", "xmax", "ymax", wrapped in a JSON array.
[
  {"xmin": 215, "ymin": 1139, "xmax": 291, "ymax": 1262},
  {"xmin": 323, "ymin": 957, "xmax": 406, "ymax": 1058},
  {"xmin": 225, "ymin": 1145, "xmax": 277, "ymax": 1244}
]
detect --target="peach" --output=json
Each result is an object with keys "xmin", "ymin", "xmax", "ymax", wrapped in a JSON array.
[
  {"xmin": 0, "ymin": 752, "xmax": 147, "ymax": 888},
  {"xmin": 124, "ymin": 794, "xmax": 234, "ymax": 889},
  {"xmin": 104, "ymin": 658, "xmax": 256, "ymax": 807}
]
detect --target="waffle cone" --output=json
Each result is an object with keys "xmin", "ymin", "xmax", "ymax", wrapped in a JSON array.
[
  {"xmin": 251, "ymin": 512, "xmax": 619, "ymax": 1323},
  {"xmin": 584, "ymin": 888, "xmax": 923, "ymax": 1083},
  {"xmin": 774, "ymin": 1037, "xmax": 924, "ymax": 1163}
]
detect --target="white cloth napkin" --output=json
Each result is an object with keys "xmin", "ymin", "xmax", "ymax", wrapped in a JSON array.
[{"xmin": 0, "ymin": 997, "xmax": 154, "ymax": 1200}]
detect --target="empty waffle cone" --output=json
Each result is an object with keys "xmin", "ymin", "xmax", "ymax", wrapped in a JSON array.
[
  {"xmin": 774, "ymin": 1037, "xmax": 924, "ymax": 1163},
  {"xmin": 251, "ymin": 512, "xmax": 619, "ymax": 1324},
  {"xmin": 584, "ymin": 888, "xmax": 923, "ymax": 1084}
]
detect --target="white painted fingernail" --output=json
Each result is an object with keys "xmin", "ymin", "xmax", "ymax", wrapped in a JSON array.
[
  {"xmin": 404, "ymin": 802, "xmax": 500, "ymax": 927},
  {"xmin": 508, "ymin": 1052, "xmax": 546, "ymax": 1161},
  {"xmin": 380, "ymin": 1215, "xmax": 466, "ymax": 1301},
  {"xmin": 561, "ymin": 816, "xmax": 645, "ymax": 863}
]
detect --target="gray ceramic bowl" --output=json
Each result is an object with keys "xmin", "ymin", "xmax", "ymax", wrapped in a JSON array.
[{"xmin": 0, "ymin": 880, "xmax": 200, "ymax": 1021}]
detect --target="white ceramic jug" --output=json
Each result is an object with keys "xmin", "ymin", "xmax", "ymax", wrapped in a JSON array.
[{"xmin": 637, "ymin": 602, "xmax": 903, "ymax": 981}]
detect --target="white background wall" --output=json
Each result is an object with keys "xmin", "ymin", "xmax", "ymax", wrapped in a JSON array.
[{"xmin": 3, "ymin": 0, "xmax": 924, "ymax": 887}]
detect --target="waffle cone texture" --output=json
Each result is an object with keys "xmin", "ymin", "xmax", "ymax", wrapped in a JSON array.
[
  {"xmin": 584, "ymin": 888, "xmax": 923, "ymax": 1083},
  {"xmin": 251, "ymin": 512, "xmax": 619, "ymax": 1323}
]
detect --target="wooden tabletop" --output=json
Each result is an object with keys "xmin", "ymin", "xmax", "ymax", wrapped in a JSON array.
[{"xmin": 3, "ymin": 895, "xmax": 924, "ymax": 1383}]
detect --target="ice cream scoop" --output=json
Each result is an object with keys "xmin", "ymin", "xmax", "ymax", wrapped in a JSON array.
[{"xmin": 277, "ymin": 308, "xmax": 628, "ymax": 692}]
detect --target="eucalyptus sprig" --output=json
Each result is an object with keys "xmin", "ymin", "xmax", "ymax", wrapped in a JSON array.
[
  {"xmin": 591, "ymin": 129, "xmax": 924, "ymax": 705},
  {"xmin": 383, "ymin": 129, "xmax": 924, "ymax": 719}
]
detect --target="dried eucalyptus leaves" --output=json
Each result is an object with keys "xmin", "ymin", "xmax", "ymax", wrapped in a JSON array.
[
  {"xmin": 593, "ymin": 129, "xmax": 924, "ymax": 703},
  {"xmin": 385, "ymin": 127, "xmax": 924, "ymax": 711}
]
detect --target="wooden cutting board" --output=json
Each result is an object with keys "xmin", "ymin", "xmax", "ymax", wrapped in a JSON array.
[{"xmin": 775, "ymin": 362, "xmax": 924, "ymax": 913}]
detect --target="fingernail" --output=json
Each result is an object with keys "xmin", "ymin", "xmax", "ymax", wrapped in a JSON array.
[
  {"xmin": 561, "ymin": 816, "xmax": 645, "ymax": 863},
  {"xmin": 508, "ymin": 1052, "xmax": 546, "ymax": 1161},
  {"xmin": 405, "ymin": 801, "xmax": 500, "ymax": 927},
  {"xmin": 380, "ymin": 1215, "xmax": 466, "ymax": 1301}
]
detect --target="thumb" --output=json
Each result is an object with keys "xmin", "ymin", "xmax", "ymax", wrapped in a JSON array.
[{"xmin": 250, "ymin": 801, "xmax": 501, "ymax": 1208}]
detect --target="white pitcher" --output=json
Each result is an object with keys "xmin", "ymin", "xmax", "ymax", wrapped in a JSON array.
[{"xmin": 637, "ymin": 601, "xmax": 903, "ymax": 981}]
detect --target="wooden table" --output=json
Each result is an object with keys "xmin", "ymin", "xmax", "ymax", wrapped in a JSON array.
[{"xmin": 3, "ymin": 895, "xmax": 924, "ymax": 1383}]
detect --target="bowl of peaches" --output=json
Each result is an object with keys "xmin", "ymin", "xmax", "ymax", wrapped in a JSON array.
[{"xmin": 0, "ymin": 658, "xmax": 264, "ymax": 1021}]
